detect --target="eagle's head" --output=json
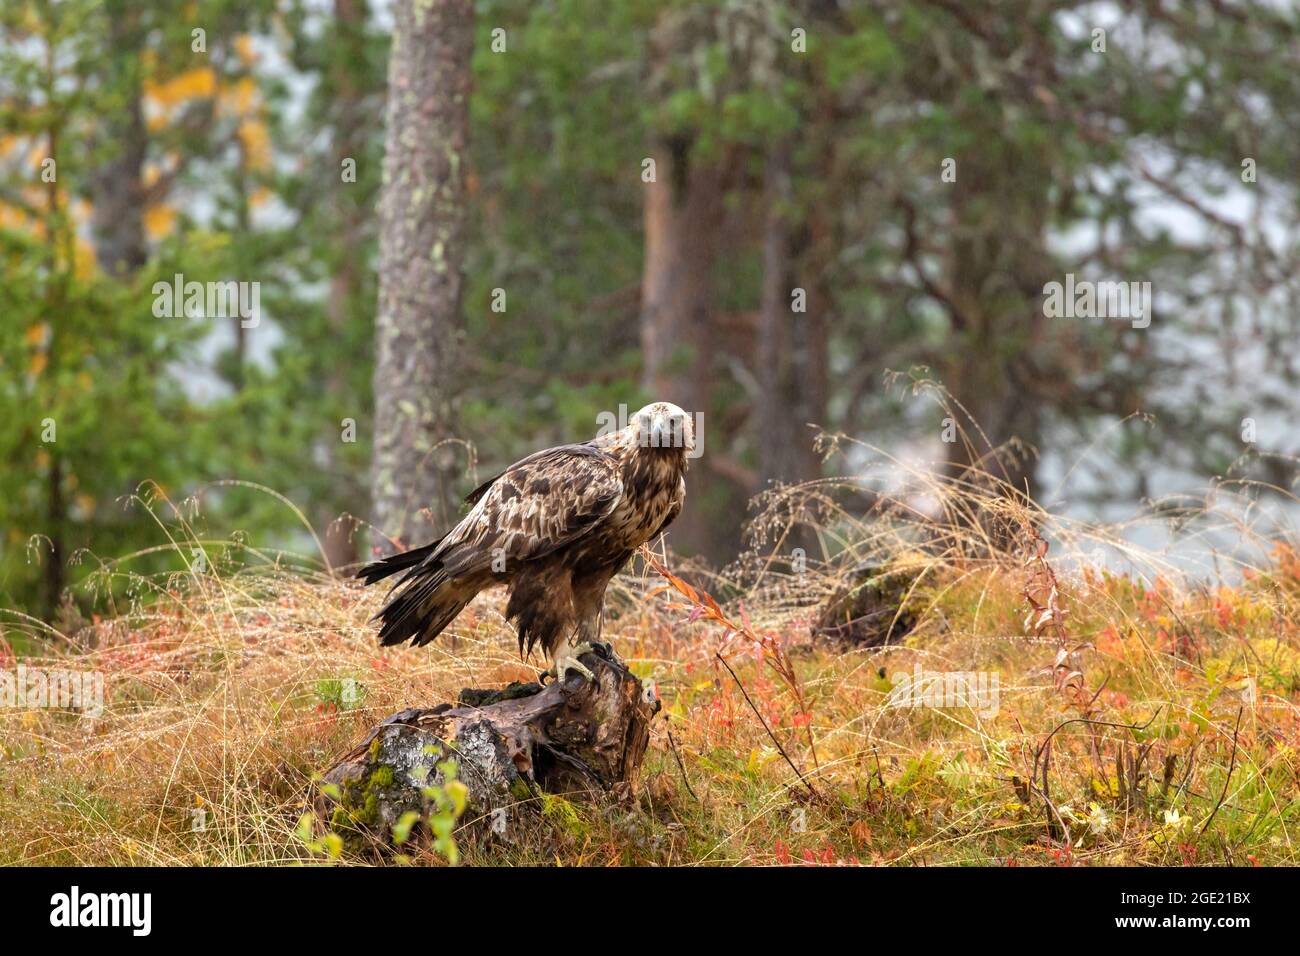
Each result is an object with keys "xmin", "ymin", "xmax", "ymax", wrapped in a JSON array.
[{"xmin": 630, "ymin": 401, "xmax": 695, "ymax": 454}]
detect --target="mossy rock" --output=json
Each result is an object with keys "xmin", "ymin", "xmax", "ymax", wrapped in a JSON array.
[{"xmin": 813, "ymin": 554, "xmax": 930, "ymax": 647}]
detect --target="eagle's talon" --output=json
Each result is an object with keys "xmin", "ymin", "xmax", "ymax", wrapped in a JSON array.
[{"xmin": 548, "ymin": 641, "xmax": 598, "ymax": 684}]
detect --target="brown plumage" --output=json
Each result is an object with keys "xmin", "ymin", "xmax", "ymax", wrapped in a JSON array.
[{"xmin": 357, "ymin": 402, "xmax": 693, "ymax": 678}]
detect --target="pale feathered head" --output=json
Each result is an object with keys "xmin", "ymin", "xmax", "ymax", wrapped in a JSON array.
[{"xmin": 629, "ymin": 402, "xmax": 695, "ymax": 453}]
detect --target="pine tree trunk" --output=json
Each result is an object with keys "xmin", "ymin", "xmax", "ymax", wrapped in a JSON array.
[
  {"xmin": 371, "ymin": 0, "xmax": 473, "ymax": 553},
  {"xmin": 640, "ymin": 137, "xmax": 746, "ymax": 562},
  {"xmin": 757, "ymin": 147, "xmax": 826, "ymax": 493},
  {"xmin": 640, "ymin": 138, "xmax": 722, "ymax": 414},
  {"xmin": 318, "ymin": 0, "xmax": 373, "ymax": 572},
  {"xmin": 89, "ymin": 1, "xmax": 147, "ymax": 277}
]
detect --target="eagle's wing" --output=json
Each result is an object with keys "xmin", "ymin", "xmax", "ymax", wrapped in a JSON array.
[
  {"xmin": 463, "ymin": 442, "xmax": 601, "ymax": 506},
  {"xmin": 439, "ymin": 443, "xmax": 623, "ymax": 575},
  {"xmin": 362, "ymin": 443, "xmax": 622, "ymax": 649}
]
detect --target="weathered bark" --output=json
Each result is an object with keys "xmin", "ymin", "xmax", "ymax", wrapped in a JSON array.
[
  {"xmin": 371, "ymin": 0, "xmax": 473, "ymax": 552},
  {"xmin": 319, "ymin": 648, "xmax": 659, "ymax": 850}
]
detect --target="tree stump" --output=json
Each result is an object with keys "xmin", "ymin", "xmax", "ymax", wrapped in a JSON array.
[{"xmin": 318, "ymin": 646, "xmax": 659, "ymax": 849}]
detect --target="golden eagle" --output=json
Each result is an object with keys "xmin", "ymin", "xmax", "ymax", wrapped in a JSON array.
[{"xmin": 357, "ymin": 402, "xmax": 694, "ymax": 682}]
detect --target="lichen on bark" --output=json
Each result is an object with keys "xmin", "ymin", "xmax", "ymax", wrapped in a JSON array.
[{"xmin": 371, "ymin": 0, "xmax": 475, "ymax": 551}]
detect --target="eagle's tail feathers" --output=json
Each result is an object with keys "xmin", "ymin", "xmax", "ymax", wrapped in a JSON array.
[
  {"xmin": 355, "ymin": 538, "xmax": 443, "ymax": 587},
  {"xmin": 374, "ymin": 565, "xmax": 474, "ymax": 648},
  {"xmin": 410, "ymin": 598, "xmax": 470, "ymax": 648}
]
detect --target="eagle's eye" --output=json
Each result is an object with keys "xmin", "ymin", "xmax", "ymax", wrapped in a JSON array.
[{"xmin": 664, "ymin": 411, "xmax": 695, "ymax": 449}]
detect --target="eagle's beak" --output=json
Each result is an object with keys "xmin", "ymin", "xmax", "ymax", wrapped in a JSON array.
[
  {"xmin": 651, "ymin": 412, "xmax": 694, "ymax": 452},
  {"xmin": 647, "ymin": 414, "xmax": 673, "ymax": 448}
]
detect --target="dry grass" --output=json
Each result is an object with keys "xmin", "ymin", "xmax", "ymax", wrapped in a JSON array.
[{"xmin": 3, "ymin": 432, "xmax": 1300, "ymax": 867}]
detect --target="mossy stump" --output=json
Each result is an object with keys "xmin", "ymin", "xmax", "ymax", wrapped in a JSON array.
[{"xmin": 318, "ymin": 646, "xmax": 659, "ymax": 849}]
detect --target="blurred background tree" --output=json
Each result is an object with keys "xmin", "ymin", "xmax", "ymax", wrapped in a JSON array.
[{"xmin": 3, "ymin": 0, "xmax": 1299, "ymax": 620}]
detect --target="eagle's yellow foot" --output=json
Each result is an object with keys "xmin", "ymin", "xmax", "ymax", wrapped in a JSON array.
[{"xmin": 546, "ymin": 641, "xmax": 597, "ymax": 684}]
